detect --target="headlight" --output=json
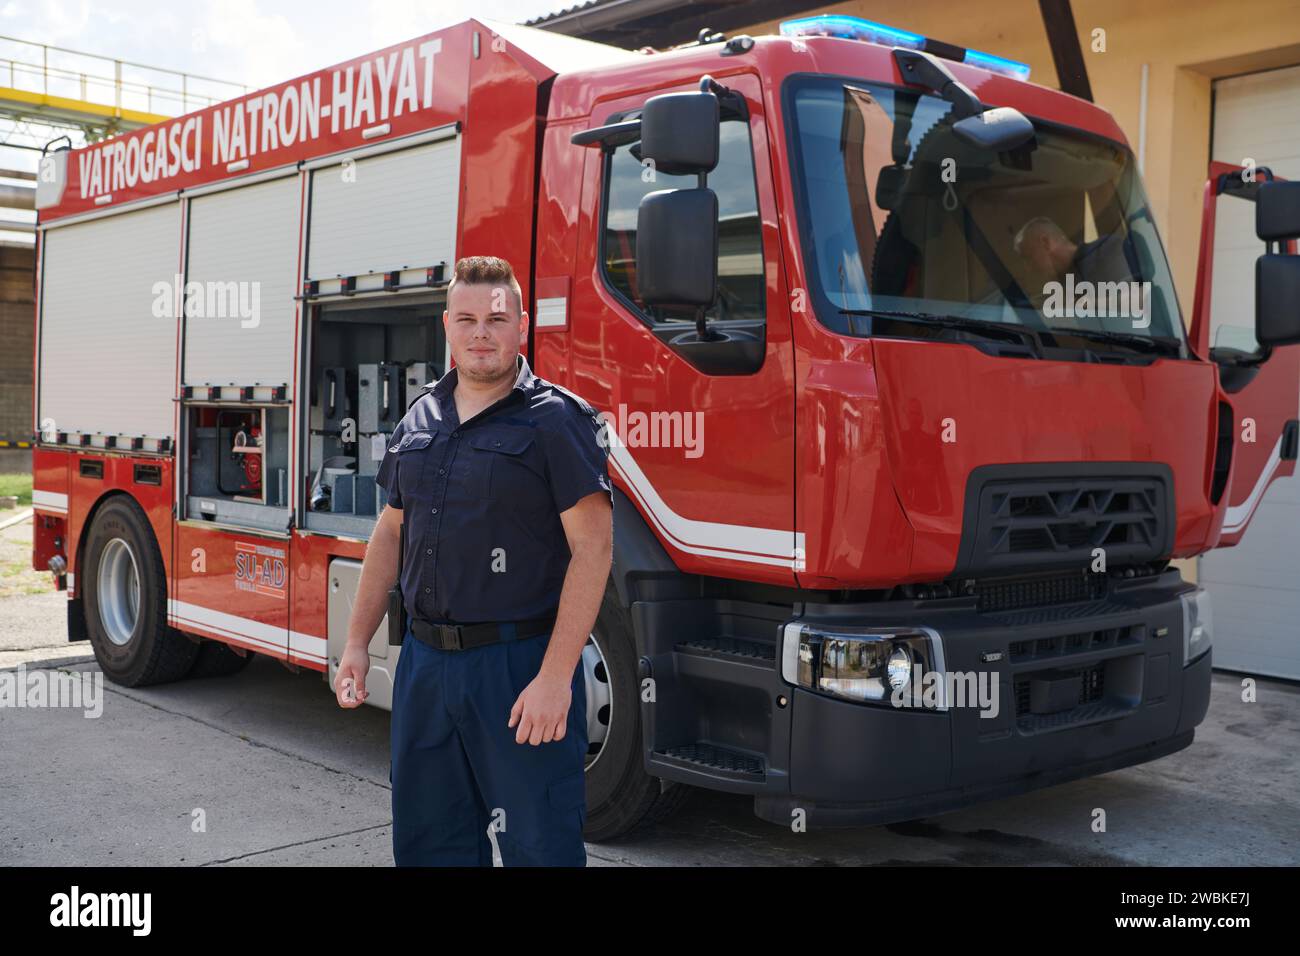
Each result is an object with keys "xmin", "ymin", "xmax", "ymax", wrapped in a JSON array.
[
  {"xmin": 782, "ymin": 623, "xmax": 945, "ymax": 707},
  {"xmin": 1180, "ymin": 587, "xmax": 1213, "ymax": 666},
  {"xmin": 886, "ymin": 645, "xmax": 913, "ymax": 691}
]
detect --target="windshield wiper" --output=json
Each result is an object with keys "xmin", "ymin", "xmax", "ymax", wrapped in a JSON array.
[
  {"xmin": 1045, "ymin": 326, "xmax": 1182, "ymax": 356},
  {"xmin": 839, "ymin": 308, "xmax": 1042, "ymax": 354}
]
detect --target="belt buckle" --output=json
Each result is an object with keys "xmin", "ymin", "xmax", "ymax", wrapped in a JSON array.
[{"xmin": 438, "ymin": 623, "xmax": 463, "ymax": 651}]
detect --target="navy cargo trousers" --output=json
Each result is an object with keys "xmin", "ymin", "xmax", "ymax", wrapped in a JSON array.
[{"xmin": 390, "ymin": 621, "xmax": 588, "ymax": 866}]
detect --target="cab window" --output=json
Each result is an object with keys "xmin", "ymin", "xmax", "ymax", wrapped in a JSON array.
[{"xmin": 601, "ymin": 116, "xmax": 766, "ymax": 326}]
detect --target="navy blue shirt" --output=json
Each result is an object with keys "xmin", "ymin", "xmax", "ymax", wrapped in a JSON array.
[{"xmin": 374, "ymin": 352, "xmax": 612, "ymax": 624}]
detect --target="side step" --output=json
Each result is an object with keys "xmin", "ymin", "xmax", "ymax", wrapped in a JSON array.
[
  {"xmin": 675, "ymin": 635, "xmax": 776, "ymax": 664},
  {"xmin": 652, "ymin": 741, "xmax": 766, "ymax": 784}
]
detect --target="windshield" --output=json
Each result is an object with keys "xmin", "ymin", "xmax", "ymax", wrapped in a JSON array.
[{"xmin": 786, "ymin": 76, "xmax": 1187, "ymax": 354}]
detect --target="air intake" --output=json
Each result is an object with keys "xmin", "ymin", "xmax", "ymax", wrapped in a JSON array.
[{"xmin": 953, "ymin": 463, "xmax": 1174, "ymax": 575}]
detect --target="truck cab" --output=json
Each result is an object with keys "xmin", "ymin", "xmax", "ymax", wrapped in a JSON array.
[{"xmin": 535, "ymin": 16, "xmax": 1300, "ymax": 832}]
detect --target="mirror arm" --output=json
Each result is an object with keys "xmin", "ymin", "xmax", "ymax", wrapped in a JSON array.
[
  {"xmin": 570, "ymin": 118, "xmax": 642, "ymax": 149},
  {"xmin": 699, "ymin": 74, "xmax": 749, "ymax": 120},
  {"xmin": 690, "ymin": 166, "xmax": 722, "ymax": 342},
  {"xmin": 891, "ymin": 48, "xmax": 984, "ymax": 119}
]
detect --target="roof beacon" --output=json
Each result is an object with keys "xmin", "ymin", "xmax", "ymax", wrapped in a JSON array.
[{"xmin": 779, "ymin": 15, "xmax": 1031, "ymax": 82}]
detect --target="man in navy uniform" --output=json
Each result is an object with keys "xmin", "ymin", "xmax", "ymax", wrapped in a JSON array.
[{"xmin": 336, "ymin": 255, "xmax": 613, "ymax": 867}]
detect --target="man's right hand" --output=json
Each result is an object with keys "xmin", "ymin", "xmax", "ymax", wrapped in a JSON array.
[
  {"xmin": 335, "ymin": 644, "xmax": 371, "ymax": 708},
  {"xmin": 335, "ymin": 503, "xmax": 402, "ymax": 710}
]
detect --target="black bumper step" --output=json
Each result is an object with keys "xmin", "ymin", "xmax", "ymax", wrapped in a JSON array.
[
  {"xmin": 653, "ymin": 741, "xmax": 766, "ymax": 781},
  {"xmin": 675, "ymin": 636, "xmax": 776, "ymax": 663}
]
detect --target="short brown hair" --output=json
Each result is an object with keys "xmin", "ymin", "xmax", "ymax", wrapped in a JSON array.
[{"xmin": 447, "ymin": 255, "xmax": 523, "ymax": 315}]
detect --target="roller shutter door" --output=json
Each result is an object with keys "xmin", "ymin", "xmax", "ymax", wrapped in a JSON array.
[
  {"xmin": 306, "ymin": 136, "xmax": 459, "ymax": 291},
  {"xmin": 184, "ymin": 175, "xmax": 302, "ymax": 388},
  {"xmin": 38, "ymin": 201, "xmax": 180, "ymax": 442}
]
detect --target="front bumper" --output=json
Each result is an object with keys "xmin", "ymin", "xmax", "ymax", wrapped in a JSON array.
[{"xmin": 760, "ymin": 570, "xmax": 1211, "ymax": 827}]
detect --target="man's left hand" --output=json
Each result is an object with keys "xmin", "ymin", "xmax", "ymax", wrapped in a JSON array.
[{"xmin": 508, "ymin": 673, "xmax": 573, "ymax": 745}]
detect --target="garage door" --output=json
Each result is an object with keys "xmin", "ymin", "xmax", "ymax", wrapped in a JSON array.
[{"xmin": 1200, "ymin": 63, "xmax": 1300, "ymax": 679}]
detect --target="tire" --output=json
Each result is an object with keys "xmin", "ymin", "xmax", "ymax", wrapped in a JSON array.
[
  {"xmin": 187, "ymin": 639, "xmax": 255, "ymax": 679},
  {"xmin": 82, "ymin": 495, "xmax": 199, "ymax": 686},
  {"xmin": 583, "ymin": 576, "xmax": 693, "ymax": 842}
]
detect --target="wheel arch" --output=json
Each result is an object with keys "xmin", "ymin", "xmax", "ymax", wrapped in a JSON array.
[
  {"xmin": 73, "ymin": 489, "xmax": 168, "ymax": 597},
  {"xmin": 610, "ymin": 485, "xmax": 692, "ymax": 613}
]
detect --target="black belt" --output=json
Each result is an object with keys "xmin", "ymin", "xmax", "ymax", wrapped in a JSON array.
[{"xmin": 408, "ymin": 612, "xmax": 558, "ymax": 651}]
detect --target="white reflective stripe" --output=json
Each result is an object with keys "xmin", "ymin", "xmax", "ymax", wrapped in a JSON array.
[
  {"xmin": 1222, "ymin": 434, "xmax": 1284, "ymax": 534},
  {"xmin": 168, "ymin": 599, "xmax": 284, "ymax": 652},
  {"xmin": 66, "ymin": 572, "xmax": 74, "ymax": 589},
  {"xmin": 33, "ymin": 489, "xmax": 68, "ymax": 511},
  {"xmin": 535, "ymin": 296, "xmax": 567, "ymax": 327},
  {"xmin": 288, "ymin": 630, "xmax": 327, "ymax": 662},
  {"xmin": 605, "ymin": 433, "xmax": 803, "ymax": 567},
  {"xmin": 168, "ymin": 599, "xmax": 328, "ymax": 662}
]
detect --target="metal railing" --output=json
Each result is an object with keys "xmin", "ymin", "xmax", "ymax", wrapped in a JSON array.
[{"xmin": 0, "ymin": 35, "xmax": 247, "ymax": 118}]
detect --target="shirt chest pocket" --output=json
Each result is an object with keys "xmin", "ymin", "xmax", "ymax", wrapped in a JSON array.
[
  {"xmin": 462, "ymin": 430, "xmax": 544, "ymax": 504},
  {"xmin": 390, "ymin": 430, "xmax": 435, "ymax": 501}
]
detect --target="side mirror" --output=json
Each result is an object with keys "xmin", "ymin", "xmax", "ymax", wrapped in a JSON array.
[
  {"xmin": 639, "ymin": 91, "xmax": 720, "ymax": 176},
  {"xmin": 1255, "ymin": 181, "xmax": 1300, "ymax": 348},
  {"xmin": 636, "ymin": 188, "xmax": 718, "ymax": 307},
  {"xmin": 1257, "ymin": 180, "xmax": 1300, "ymax": 242},
  {"xmin": 1257, "ymin": 255, "xmax": 1300, "ymax": 347},
  {"xmin": 952, "ymin": 106, "xmax": 1036, "ymax": 152}
]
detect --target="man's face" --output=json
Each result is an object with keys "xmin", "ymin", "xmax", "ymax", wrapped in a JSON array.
[
  {"xmin": 1022, "ymin": 230, "xmax": 1074, "ymax": 278},
  {"xmin": 443, "ymin": 282, "xmax": 528, "ymax": 385}
]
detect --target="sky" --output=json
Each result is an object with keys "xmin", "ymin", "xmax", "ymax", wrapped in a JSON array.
[{"xmin": 15, "ymin": 0, "xmax": 578, "ymax": 89}]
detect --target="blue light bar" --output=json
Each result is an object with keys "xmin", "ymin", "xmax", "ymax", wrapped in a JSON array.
[
  {"xmin": 961, "ymin": 48, "xmax": 1032, "ymax": 82},
  {"xmin": 779, "ymin": 14, "xmax": 1032, "ymax": 82},
  {"xmin": 779, "ymin": 15, "xmax": 924, "ymax": 50}
]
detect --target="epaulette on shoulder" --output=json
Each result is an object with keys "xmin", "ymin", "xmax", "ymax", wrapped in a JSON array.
[
  {"xmin": 547, "ymin": 381, "xmax": 600, "ymax": 419},
  {"xmin": 406, "ymin": 382, "xmax": 436, "ymax": 412}
]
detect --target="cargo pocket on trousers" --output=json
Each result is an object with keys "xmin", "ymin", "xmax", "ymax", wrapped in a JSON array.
[{"xmin": 549, "ymin": 767, "xmax": 587, "ymax": 832}]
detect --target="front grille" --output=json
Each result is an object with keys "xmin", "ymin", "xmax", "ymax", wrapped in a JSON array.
[
  {"xmin": 995, "ymin": 483, "xmax": 1161, "ymax": 553},
  {"xmin": 958, "ymin": 467, "xmax": 1173, "ymax": 575},
  {"xmin": 1007, "ymin": 624, "xmax": 1141, "ymax": 661},
  {"xmin": 1010, "ymin": 650, "xmax": 1144, "ymax": 734},
  {"xmin": 975, "ymin": 572, "xmax": 1105, "ymax": 613},
  {"xmin": 1014, "ymin": 663, "xmax": 1107, "ymax": 716}
]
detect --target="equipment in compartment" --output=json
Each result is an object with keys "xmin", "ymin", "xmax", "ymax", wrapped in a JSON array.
[
  {"xmin": 186, "ymin": 404, "xmax": 289, "ymax": 516},
  {"xmin": 404, "ymin": 362, "xmax": 434, "ymax": 409},
  {"xmin": 309, "ymin": 454, "xmax": 358, "ymax": 512},
  {"xmin": 218, "ymin": 410, "xmax": 264, "ymax": 499},
  {"xmin": 359, "ymin": 362, "xmax": 403, "ymax": 434},
  {"xmin": 320, "ymin": 366, "xmax": 354, "ymax": 433},
  {"xmin": 305, "ymin": 297, "xmax": 445, "ymax": 531}
]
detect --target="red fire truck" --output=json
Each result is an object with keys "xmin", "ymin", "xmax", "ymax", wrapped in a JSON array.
[{"xmin": 29, "ymin": 15, "xmax": 1300, "ymax": 838}]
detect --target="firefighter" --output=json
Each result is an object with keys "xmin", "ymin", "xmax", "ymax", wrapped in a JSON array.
[{"xmin": 336, "ymin": 255, "xmax": 613, "ymax": 867}]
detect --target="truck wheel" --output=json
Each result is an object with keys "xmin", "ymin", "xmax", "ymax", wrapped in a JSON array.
[
  {"xmin": 187, "ymin": 639, "xmax": 254, "ymax": 679},
  {"xmin": 82, "ymin": 496, "xmax": 199, "ymax": 686},
  {"xmin": 582, "ymin": 576, "xmax": 692, "ymax": 842}
]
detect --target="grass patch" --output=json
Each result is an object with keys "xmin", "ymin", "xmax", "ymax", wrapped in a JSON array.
[
  {"xmin": 0, "ymin": 515, "xmax": 54, "ymax": 598},
  {"xmin": 0, "ymin": 472, "xmax": 33, "ymax": 507}
]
